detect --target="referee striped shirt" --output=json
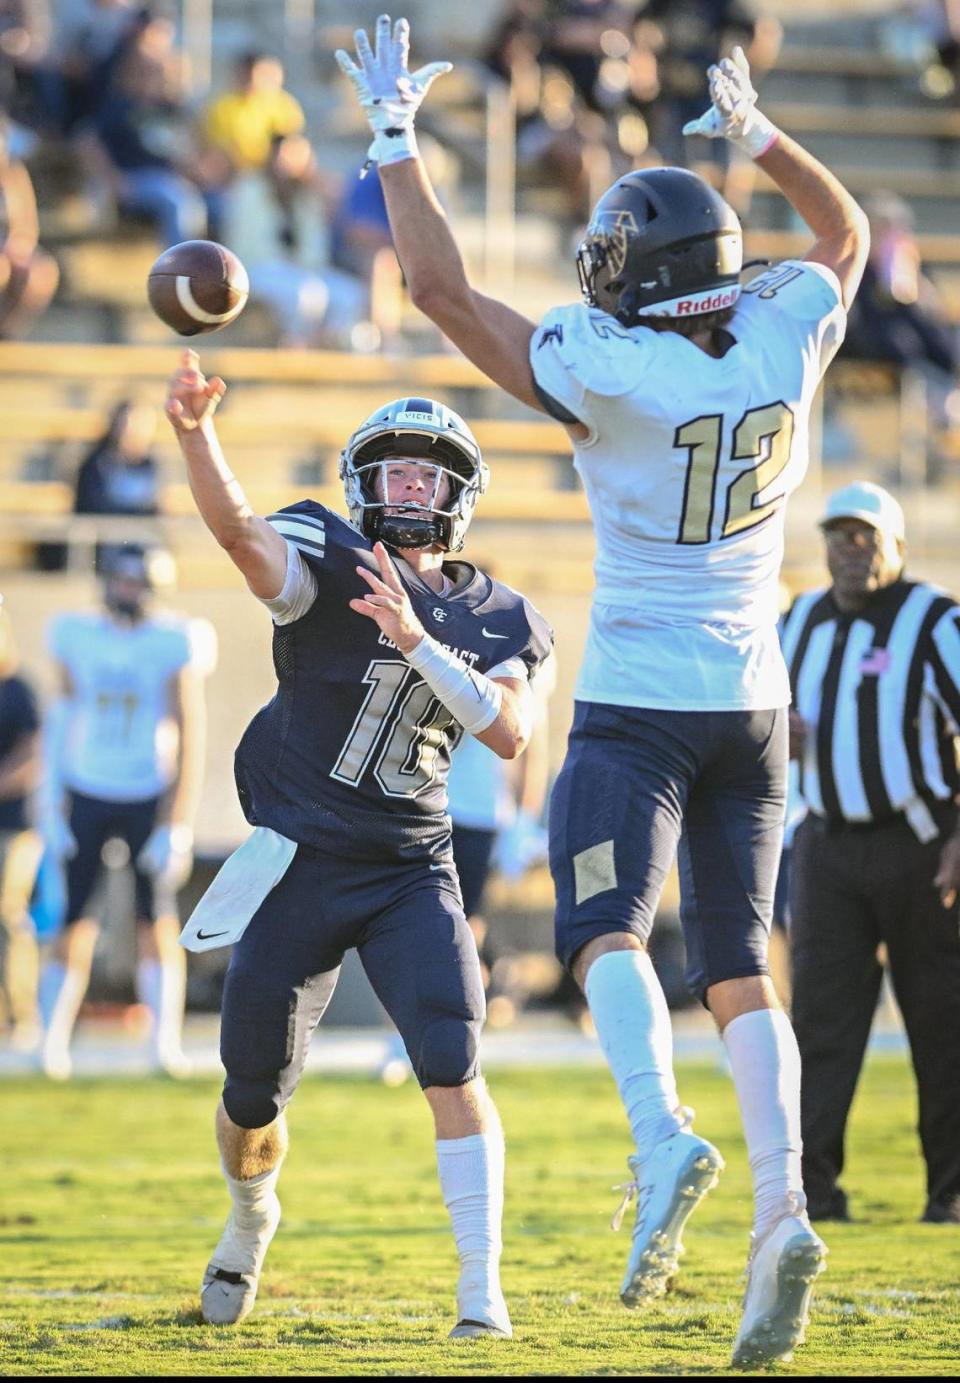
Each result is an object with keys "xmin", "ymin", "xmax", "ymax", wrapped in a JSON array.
[{"xmin": 780, "ymin": 578, "xmax": 960, "ymax": 829}]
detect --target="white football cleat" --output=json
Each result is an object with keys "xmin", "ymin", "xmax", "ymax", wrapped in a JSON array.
[
  {"xmin": 731, "ymin": 1208, "xmax": 827, "ymax": 1368},
  {"xmin": 448, "ymin": 1272, "xmax": 513, "ymax": 1340},
  {"xmin": 200, "ymin": 1195, "xmax": 281, "ymax": 1325},
  {"xmin": 614, "ymin": 1123, "xmax": 724, "ymax": 1307}
]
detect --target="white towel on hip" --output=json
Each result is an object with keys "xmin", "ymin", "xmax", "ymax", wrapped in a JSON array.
[{"xmin": 179, "ymin": 827, "xmax": 298, "ymax": 952}]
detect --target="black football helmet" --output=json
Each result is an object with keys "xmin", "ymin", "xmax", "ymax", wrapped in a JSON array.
[{"xmin": 576, "ymin": 168, "xmax": 743, "ymax": 325}]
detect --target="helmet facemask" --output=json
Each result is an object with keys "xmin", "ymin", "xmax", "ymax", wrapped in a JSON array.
[{"xmin": 355, "ymin": 455, "xmax": 471, "ymax": 551}]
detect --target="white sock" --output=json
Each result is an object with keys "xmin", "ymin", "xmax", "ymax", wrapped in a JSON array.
[
  {"xmin": 38, "ymin": 961, "xmax": 86, "ymax": 1062},
  {"xmin": 38, "ymin": 961, "xmax": 66, "ymax": 1029},
  {"xmin": 584, "ymin": 951, "xmax": 685, "ymax": 1160},
  {"xmin": 436, "ymin": 1131, "xmax": 507, "ymax": 1326},
  {"xmin": 137, "ymin": 957, "xmax": 185, "ymax": 1061},
  {"xmin": 211, "ymin": 1164, "xmax": 282, "ymax": 1274},
  {"xmin": 722, "ymin": 1008, "xmax": 805, "ymax": 1238}
]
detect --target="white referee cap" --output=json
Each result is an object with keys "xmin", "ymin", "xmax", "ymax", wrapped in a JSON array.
[{"xmin": 819, "ymin": 481, "xmax": 905, "ymax": 542}]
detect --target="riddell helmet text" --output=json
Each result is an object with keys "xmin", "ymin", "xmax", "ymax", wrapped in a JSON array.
[{"xmin": 676, "ymin": 289, "xmax": 738, "ymax": 315}]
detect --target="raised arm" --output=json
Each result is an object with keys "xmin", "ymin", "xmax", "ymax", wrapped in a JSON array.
[
  {"xmin": 336, "ymin": 16, "xmax": 544, "ymax": 412},
  {"xmin": 683, "ymin": 47, "xmax": 869, "ymax": 308},
  {"xmin": 164, "ymin": 349, "xmax": 288, "ymax": 599}
]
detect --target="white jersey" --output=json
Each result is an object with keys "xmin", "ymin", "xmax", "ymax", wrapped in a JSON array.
[
  {"xmin": 49, "ymin": 611, "xmax": 217, "ymax": 801},
  {"xmin": 530, "ymin": 260, "xmax": 846, "ymax": 710}
]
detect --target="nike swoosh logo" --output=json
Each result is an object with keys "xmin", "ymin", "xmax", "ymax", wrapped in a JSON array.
[
  {"xmin": 196, "ymin": 928, "xmax": 229, "ymax": 941},
  {"xmin": 428, "ymin": 863, "xmax": 447, "ymax": 871},
  {"xmin": 482, "ymin": 628, "xmax": 509, "ymax": 639}
]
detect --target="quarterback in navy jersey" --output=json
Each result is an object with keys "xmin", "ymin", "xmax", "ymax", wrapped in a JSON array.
[
  {"xmin": 165, "ymin": 357, "xmax": 551, "ymax": 1341},
  {"xmin": 235, "ymin": 498, "xmax": 551, "ymax": 856}
]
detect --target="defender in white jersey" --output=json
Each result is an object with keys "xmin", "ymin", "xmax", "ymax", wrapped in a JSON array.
[
  {"xmin": 37, "ymin": 547, "xmax": 216, "ymax": 1080},
  {"xmin": 338, "ymin": 21, "xmax": 869, "ymax": 1367}
]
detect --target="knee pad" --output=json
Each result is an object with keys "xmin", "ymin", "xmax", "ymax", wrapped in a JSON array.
[
  {"xmin": 221, "ymin": 1076, "xmax": 284, "ymax": 1131},
  {"xmin": 416, "ymin": 1013, "xmax": 482, "ymax": 1089}
]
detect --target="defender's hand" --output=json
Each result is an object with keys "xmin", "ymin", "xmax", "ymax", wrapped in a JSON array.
[
  {"xmin": 350, "ymin": 541, "xmax": 427, "ymax": 653},
  {"xmin": 682, "ymin": 45, "xmax": 779, "ymax": 159},
  {"xmin": 165, "ymin": 349, "xmax": 227, "ymax": 434},
  {"xmin": 335, "ymin": 13, "xmax": 451, "ymax": 166}
]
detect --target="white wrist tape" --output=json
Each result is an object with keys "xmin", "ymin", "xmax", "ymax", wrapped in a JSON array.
[
  {"xmin": 370, "ymin": 124, "xmax": 419, "ymax": 168},
  {"xmin": 405, "ymin": 633, "xmax": 503, "ymax": 736}
]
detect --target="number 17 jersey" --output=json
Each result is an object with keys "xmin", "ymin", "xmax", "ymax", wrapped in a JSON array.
[{"xmin": 530, "ymin": 259, "xmax": 846, "ymax": 711}]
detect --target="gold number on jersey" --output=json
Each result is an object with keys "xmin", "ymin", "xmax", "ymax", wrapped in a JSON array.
[
  {"xmin": 675, "ymin": 402, "xmax": 795, "ymax": 544},
  {"xmin": 724, "ymin": 402, "xmax": 795, "ymax": 537},
  {"xmin": 676, "ymin": 415, "xmax": 722, "ymax": 545}
]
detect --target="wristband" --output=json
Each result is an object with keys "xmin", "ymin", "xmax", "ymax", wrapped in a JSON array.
[
  {"xmin": 405, "ymin": 633, "xmax": 503, "ymax": 735},
  {"xmin": 370, "ymin": 125, "xmax": 419, "ymax": 168},
  {"xmin": 734, "ymin": 111, "xmax": 780, "ymax": 160}
]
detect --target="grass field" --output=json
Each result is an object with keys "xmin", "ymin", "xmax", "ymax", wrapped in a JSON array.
[{"xmin": 2, "ymin": 1052, "xmax": 958, "ymax": 1376}]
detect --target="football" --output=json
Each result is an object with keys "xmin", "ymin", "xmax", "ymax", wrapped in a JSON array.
[{"xmin": 146, "ymin": 239, "xmax": 249, "ymax": 336}]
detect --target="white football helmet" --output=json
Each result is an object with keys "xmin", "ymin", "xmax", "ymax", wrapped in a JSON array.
[{"xmin": 339, "ymin": 397, "xmax": 488, "ymax": 552}]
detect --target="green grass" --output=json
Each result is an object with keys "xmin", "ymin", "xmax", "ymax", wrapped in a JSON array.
[{"xmin": 1, "ymin": 1054, "xmax": 958, "ymax": 1375}]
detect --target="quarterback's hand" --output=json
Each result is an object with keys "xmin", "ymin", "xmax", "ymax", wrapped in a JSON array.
[
  {"xmin": 933, "ymin": 830, "xmax": 960, "ymax": 910},
  {"xmin": 165, "ymin": 349, "xmax": 227, "ymax": 435},
  {"xmin": 682, "ymin": 46, "xmax": 779, "ymax": 159},
  {"xmin": 335, "ymin": 13, "xmax": 451, "ymax": 167},
  {"xmin": 41, "ymin": 809, "xmax": 76, "ymax": 862},
  {"xmin": 137, "ymin": 822, "xmax": 194, "ymax": 891},
  {"xmin": 350, "ymin": 541, "xmax": 426, "ymax": 653}
]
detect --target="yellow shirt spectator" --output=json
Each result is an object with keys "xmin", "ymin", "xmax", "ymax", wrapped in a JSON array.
[{"xmin": 201, "ymin": 55, "xmax": 305, "ymax": 171}]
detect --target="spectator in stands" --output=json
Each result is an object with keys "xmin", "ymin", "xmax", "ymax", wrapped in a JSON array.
[
  {"xmin": 483, "ymin": 1, "xmax": 623, "ymax": 226},
  {"xmin": 0, "ymin": 0, "xmax": 50, "ymax": 147},
  {"xmin": 224, "ymin": 132, "xmax": 365, "ymax": 349},
  {"xmin": 81, "ymin": 7, "xmax": 208, "ymax": 247},
  {"xmin": 74, "ymin": 397, "xmax": 161, "ymax": 539},
  {"xmin": 198, "ymin": 51, "xmax": 305, "ymax": 233},
  {"xmin": 840, "ymin": 191, "xmax": 960, "ymax": 392},
  {"xmin": 640, "ymin": 0, "xmax": 781, "ymax": 207},
  {"xmin": 0, "ymin": 596, "xmax": 42, "ymax": 1049},
  {"xmin": 0, "ymin": 111, "xmax": 58, "ymax": 338},
  {"xmin": 34, "ymin": 0, "xmax": 137, "ymax": 137}
]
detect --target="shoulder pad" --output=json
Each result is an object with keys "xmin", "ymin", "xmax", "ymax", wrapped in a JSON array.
[{"xmin": 532, "ymin": 303, "xmax": 654, "ymax": 399}]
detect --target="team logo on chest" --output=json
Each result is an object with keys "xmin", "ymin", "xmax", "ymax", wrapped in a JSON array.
[{"xmin": 431, "ymin": 607, "xmax": 449, "ymax": 623}]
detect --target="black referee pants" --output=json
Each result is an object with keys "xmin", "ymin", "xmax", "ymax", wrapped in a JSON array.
[{"xmin": 789, "ymin": 808, "xmax": 960, "ymax": 1218}]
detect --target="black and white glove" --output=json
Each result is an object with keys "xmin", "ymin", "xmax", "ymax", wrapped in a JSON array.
[
  {"xmin": 335, "ymin": 13, "xmax": 451, "ymax": 169},
  {"xmin": 682, "ymin": 46, "xmax": 780, "ymax": 160}
]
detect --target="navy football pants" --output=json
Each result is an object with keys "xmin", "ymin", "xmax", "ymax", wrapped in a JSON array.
[
  {"xmin": 549, "ymin": 702, "xmax": 787, "ymax": 1002},
  {"xmin": 220, "ymin": 843, "xmax": 485, "ymax": 1129}
]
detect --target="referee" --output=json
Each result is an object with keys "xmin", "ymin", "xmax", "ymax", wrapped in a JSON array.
[{"xmin": 781, "ymin": 481, "xmax": 960, "ymax": 1226}]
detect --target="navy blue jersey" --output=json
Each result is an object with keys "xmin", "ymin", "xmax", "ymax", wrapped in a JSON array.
[{"xmin": 235, "ymin": 502, "xmax": 553, "ymax": 859}]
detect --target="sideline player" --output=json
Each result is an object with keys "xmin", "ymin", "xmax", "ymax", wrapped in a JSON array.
[
  {"xmin": 37, "ymin": 546, "xmax": 215, "ymax": 1079},
  {"xmin": 337, "ymin": 19, "xmax": 869, "ymax": 1367},
  {"xmin": 164, "ymin": 355, "xmax": 552, "ymax": 1338}
]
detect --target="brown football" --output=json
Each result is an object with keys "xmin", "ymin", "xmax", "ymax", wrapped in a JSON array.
[{"xmin": 146, "ymin": 240, "xmax": 249, "ymax": 336}]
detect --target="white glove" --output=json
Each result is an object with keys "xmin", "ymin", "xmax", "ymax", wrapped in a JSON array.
[
  {"xmin": 335, "ymin": 13, "xmax": 452, "ymax": 168},
  {"xmin": 681, "ymin": 46, "xmax": 779, "ymax": 160},
  {"xmin": 41, "ymin": 809, "xmax": 76, "ymax": 862},
  {"xmin": 137, "ymin": 823, "xmax": 194, "ymax": 892},
  {"xmin": 495, "ymin": 810, "xmax": 548, "ymax": 882}
]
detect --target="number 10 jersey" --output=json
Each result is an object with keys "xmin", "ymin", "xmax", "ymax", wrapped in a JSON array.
[
  {"xmin": 233, "ymin": 503, "xmax": 553, "ymax": 860},
  {"xmin": 530, "ymin": 259, "xmax": 846, "ymax": 711}
]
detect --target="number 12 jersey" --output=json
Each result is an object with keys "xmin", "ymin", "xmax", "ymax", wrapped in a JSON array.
[{"xmin": 530, "ymin": 259, "xmax": 846, "ymax": 711}]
